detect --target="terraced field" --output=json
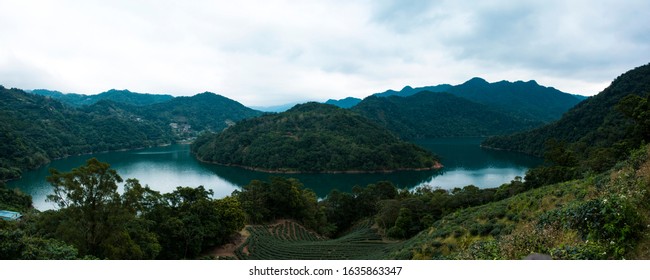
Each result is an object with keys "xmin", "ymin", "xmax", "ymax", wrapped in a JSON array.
[{"xmin": 235, "ymin": 220, "xmax": 404, "ymax": 260}]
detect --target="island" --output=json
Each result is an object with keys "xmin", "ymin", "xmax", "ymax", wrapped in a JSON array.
[{"xmin": 191, "ymin": 102, "xmax": 440, "ymax": 173}]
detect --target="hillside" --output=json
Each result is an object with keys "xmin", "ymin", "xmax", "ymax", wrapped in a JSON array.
[
  {"xmin": 141, "ymin": 92, "xmax": 263, "ymax": 133},
  {"xmin": 373, "ymin": 78, "xmax": 582, "ymax": 123},
  {"xmin": 482, "ymin": 63, "xmax": 650, "ymax": 173},
  {"xmin": 191, "ymin": 102, "xmax": 439, "ymax": 173},
  {"xmin": 0, "ymin": 86, "xmax": 172, "ymax": 180},
  {"xmin": 387, "ymin": 144, "xmax": 650, "ymax": 260},
  {"xmin": 352, "ymin": 91, "xmax": 542, "ymax": 139},
  {"xmin": 31, "ymin": 89, "xmax": 174, "ymax": 106},
  {"xmin": 30, "ymin": 89, "xmax": 261, "ymax": 133},
  {"xmin": 0, "ymin": 87, "xmax": 263, "ymax": 181}
]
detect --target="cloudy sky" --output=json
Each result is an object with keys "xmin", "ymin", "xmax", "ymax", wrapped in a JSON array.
[{"xmin": 1, "ymin": 0, "xmax": 649, "ymax": 106}]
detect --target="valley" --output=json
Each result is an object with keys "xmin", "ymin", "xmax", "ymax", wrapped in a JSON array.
[{"xmin": 2, "ymin": 63, "xmax": 650, "ymax": 260}]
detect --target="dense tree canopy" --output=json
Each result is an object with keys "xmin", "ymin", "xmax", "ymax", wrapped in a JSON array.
[
  {"xmin": 483, "ymin": 63, "xmax": 650, "ymax": 184},
  {"xmin": 352, "ymin": 91, "xmax": 542, "ymax": 139},
  {"xmin": 0, "ymin": 86, "xmax": 262, "ymax": 181},
  {"xmin": 192, "ymin": 102, "xmax": 439, "ymax": 172}
]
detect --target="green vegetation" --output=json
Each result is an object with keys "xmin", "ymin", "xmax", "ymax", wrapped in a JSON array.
[
  {"xmin": 483, "ymin": 63, "xmax": 650, "ymax": 185},
  {"xmin": 3, "ymin": 141, "xmax": 650, "ymax": 260},
  {"xmin": 236, "ymin": 220, "xmax": 401, "ymax": 260},
  {"xmin": 233, "ymin": 177, "xmax": 331, "ymax": 235},
  {"xmin": 1, "ymin": 158, "xmax": 245, "ymax": 259},
  {"xmin": 0, "ymin": 86, "xmax": 261, "ymax": 181},
  {"xmin": 0, "ymin": 86, "xmax": 172, "ymax": 180},
  {"xmin": 389, "ymin": 145, "xmax": 650, "ymax": 259},
  {"xmin": 3, "ymin": 64, "xmax": 650, "ymax": 260},
  {"xmin": 352, "ymin": 92, "xmax": 542, "ymax": 139},
  {"xmin": 192, "ymin": 102, "xmax": 438, "ymax": 172},
  {"xmin": 372, "ymin": 77, "xmax": 583, "ymax": 123},
  {"xmin": 138, "ymin": 92, "xmax": 262, "ymax": 133},
  {"xmin": 31, "ymin": 89, "xmax": 174, "ymax": 107}
]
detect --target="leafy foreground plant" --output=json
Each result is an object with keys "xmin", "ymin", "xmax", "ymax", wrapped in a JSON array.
[{"xmin": 389, "ymin": 145, "xmax": 650, "ymax": 260}]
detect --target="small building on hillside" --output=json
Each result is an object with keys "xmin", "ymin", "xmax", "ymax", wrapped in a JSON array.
[{"xmin": 0, "ymin": 210, "xmax": 22, "ymax": 221}]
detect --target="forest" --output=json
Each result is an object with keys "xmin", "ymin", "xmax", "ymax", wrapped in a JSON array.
[
  {"xmin": 483, "ymin": 63, "xmax": 650, "ymax": 187},
  {"xmin": 2, "ymin": 63, "xmax": 650, "ymax": 260},
  {"xmin": 0, "ymin": 87, "xmax": 261, "ymax": 181},
  {"xmin": 352, "ymin": 92, "xmax": 542, "ymax": 139},
  {"xmin": 192, "ymin": 102, "xmax": 439, "ymax": 172}
]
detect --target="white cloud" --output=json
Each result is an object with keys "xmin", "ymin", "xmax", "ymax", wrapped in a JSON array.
[{"xmin": 1, "ymin": 0, "xmax": 649, "ymax": 105}]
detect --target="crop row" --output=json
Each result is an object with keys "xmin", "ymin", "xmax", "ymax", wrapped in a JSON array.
[{"xmin": 236, "ymin": 220, "xmax": 396, "ymax": 260}]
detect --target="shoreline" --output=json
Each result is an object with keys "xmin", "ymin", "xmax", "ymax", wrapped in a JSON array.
[
  {"xmin": 193, "ymin": 155, "xmax": 443, "ymax": 174},
  {"xmin": 2, "ymin": 140, "xmax": 189, "ymax": 183}
]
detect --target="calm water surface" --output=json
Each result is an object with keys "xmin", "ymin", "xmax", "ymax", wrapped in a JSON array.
[{"xmin": 9, "ymin": 137, "xmax": 542, "ymax": 210}]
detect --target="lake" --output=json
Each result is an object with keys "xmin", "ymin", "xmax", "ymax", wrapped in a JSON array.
[{"xmin": 8, "ymin": 137, "xmax": 542, "ymax": 210}]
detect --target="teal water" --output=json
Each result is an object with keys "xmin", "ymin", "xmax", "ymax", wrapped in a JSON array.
[{"xmin": 8, "ymin": 137, "xmax": 542, "ymax": 210}]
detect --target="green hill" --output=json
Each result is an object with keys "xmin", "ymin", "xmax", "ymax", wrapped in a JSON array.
[
  {"xmin": 482, "ymin": 63, "xmax": 650, "ymax": 173},
  {"xmin": 141, "ymin": 92, "xmax": 262, "ymax": 133},
  {"xmin": 387, "ymin": 144, "xmax": 650, "ymax": 259},
  {"xmin": 0, "ymin": 88, "xmax": 262, "ymax": 181},
  {"xmin": 31, "ymin": 89, "xmax": 174, "ymax": 106},
  {"xmin": 191, "ymin": 102, "xmax": 439, "ymax": 173},
  {"xmin": 352, "ymin": 91, "xmax": 542, "ymax": 139},
  {"xmin": 373, "ymin": 78, "xmax": 582, "ymax": 123},
  {"xmin": 0, "ymin": 86, "xmax": 173, "ymax": 180}
]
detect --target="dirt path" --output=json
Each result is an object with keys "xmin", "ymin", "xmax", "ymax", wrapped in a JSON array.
[{"xmin": 209, "ymin": 228, "xmax": 250, "ymax": 258}]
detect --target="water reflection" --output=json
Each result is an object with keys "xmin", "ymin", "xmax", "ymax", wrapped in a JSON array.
[{"xmin": 9, "ymin": 138, "xmax": 541, "ymax": 210}]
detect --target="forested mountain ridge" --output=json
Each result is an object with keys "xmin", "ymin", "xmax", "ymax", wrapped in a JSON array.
[
  {"xmin": 191, "ymin": 102, "xmax": 439, "ymax": 173},
  {"xmin": 0, "ymin": 87, "xmax": 263, "ymax": 181},
  {"xmin": 330, "ymin": 78, "xmax": 582, "ymax": 124},
  {"xmin": 0, "ymin": 86, "xmax": 173, "ymax": 180},
  {"xmin": 374, "ymin": 84, "xmax": 453, "ymax": 98},
  {"xmin": 482, "ymin": 63, "xmax": 650, "ymax": 174},
  {"xmin": 140, "ymin": 92, "xmax": 263, "ymax": 133},
  {"xmin": 447, "ymin": 78, "xmax": 582, "ymax": 122},
  {"xmin": 351, "ymin": 91, "xmax": 543, "ymax": 139},
  {"xmin": 31, "ymin": 89, "xmax": 174, "ymax": 106}
]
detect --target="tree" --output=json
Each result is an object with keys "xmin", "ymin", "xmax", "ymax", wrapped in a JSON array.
[
  {"xmin": 45, "ymin": 158, "xmax": 161, "ymax": 259},
  {"xmin": 146, "ymin": 186, "xmax": 245, "ymax": 259},
  {"xmin": 46, "ymin": 158, "xmax": 122, "ymax": 256}
]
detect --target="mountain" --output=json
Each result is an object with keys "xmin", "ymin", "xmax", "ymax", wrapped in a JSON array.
[
  {"xmin": 31, "ymin": 89, "xmax": 174, "ymax": 106},
  {"xmin": 0, "ymin": 86, "xmax": 173, "ymax": 180},
  {"xmin": 141, "ymin": 92, "xmax": 263, "ymax": 133},
  {"xmin": 191, "ymin": 102, "xmax": 439, "ymax": 173},
  {"xmin": 374, "ymin": 84, "xmax": 453, "ymax": 98},
  {"xmin": 483, "ymin": 63, "xmax": 650, "ymax": 172},
  {"xmin": 352, "ymin": 91, "xmax": 543, "ymax": 139},
  {"xmin": 447, "ymin": 78, "xmax": 583, "ymax": 122},
  {"xmin": 0, "ymin": 87, "xmax": 263, "ymax": 180},
  {"xmin": 325, "ymin": 97, "xmax": 362, "ymax": 108},
  {"xmin": 372, "ymin": 79, "xmax": 582, "ymax": 123}
]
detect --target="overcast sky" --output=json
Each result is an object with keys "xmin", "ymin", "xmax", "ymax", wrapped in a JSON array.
[{"xmin": 1, "ymin": 0, "xmax": 649, "ymax": 106}]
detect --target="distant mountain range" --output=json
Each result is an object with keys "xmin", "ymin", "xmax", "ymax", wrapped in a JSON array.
[
  {"xmin": 31, "ymin": 89, "xmax": 174, "ymax": 106},
  {"xmin": 352, "ymin": 91, "xmax": 543, "ymax": 139},
  {"xmin": 328, "ymin": 78, "xmax": 585, "ymax": 123},
  {"xmin": 0, "ymin": 74, "xmax": 593, "ymax": 179},
  {"xmin": 325, "ymin": 97, "xmax": 362, "ymax": 109}
]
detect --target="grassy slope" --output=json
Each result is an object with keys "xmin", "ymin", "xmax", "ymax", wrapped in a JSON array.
[
  {"xmin": 218, "ymin": 145, "xmax": 650, "ymax": 260},
  {"xmin": 389, "ymin": 145, "xmax": 650, "ymax": 260}
]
